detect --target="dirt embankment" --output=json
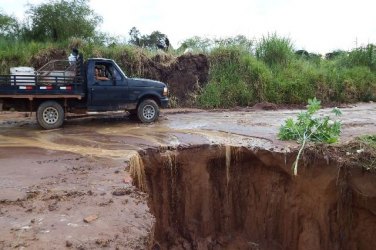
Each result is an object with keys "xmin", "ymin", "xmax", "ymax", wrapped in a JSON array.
[
  {"xmin": 119, "ymin": 52, "xmax": 209, "ymax": 107},
  {"xmin": 134, "ymin": 145, "xmax": 376, "ymax": 250}
]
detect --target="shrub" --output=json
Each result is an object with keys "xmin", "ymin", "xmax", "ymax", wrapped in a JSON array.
[
  {"xmin": 270, "ymin": 60, "xmax": 320, "ymax": 104},
  {"xmin": 198, "ymin": 46, "xmax": 272, "ymax": 108},
  {"xmin": 278, "ymin": 98, "xmax": 342, "ymax": 175},
  {"xmin": 340, "ymin": 44, "xmax": 376, "ymax": 72},
  {"xmin": 255, "ymin": 33, "xmax": 294, "ymax": 67}
]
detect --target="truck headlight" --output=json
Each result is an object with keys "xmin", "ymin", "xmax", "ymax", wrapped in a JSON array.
[{"xmin": 163, "ymin": 87, "xmax": 168, "ymax": 96}]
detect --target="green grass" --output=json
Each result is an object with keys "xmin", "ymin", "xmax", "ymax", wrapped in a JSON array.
[
  {"xmin": 199, "ymin": 34, "xmax": 376, "ymax": 107},
  {"xmin": 352, "ymin": 135, "xmax": 376, "ymax": 170},
  {"xmin": 198, "ymin": 46, "xmax": 271, "ymax": 108},
  {"xmin": 255, "ymin": 33, "xmax": 294, "ymax": 68},
  {"xmin": 358, "ymin": 135, "xmax": 376, "ymax": 148},
  {"xmin": 0, "ymin": 34, "xmax": 375, "ymax": 106}
]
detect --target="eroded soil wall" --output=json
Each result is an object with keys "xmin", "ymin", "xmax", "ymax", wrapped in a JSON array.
[{"xmin": 136, "ymin": 145, "xmax": 376, "ymax": 250}]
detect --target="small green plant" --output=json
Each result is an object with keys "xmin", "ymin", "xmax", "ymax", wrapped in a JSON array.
[
  {"xmin": 278, "ymin": 97, "xmax": 342, "ymax": 175},
  {"xmin": 357, "ymin": 135, "xmax": 376, "ymax": 170}
]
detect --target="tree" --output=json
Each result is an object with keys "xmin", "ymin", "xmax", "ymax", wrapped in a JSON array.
[
  {"xmin": 214, "ymin": 35, "xmax": 253, "ymax": 52},
  {"xmin": 24, "ymin": 0, "xmax": 102, "ymax": 42},
  {"xmin": 0, "ymin": 12, "xmax": 20, "ymax": 39},
  {"xmin": 144, "ymin": 31, "xmax": 169, "ymax": 50},
  {"xmin": 128, "ymin": 27, "xmax": 170, "ymax": 50},
  {"xmin": 129, "ymin": 26, "xmax": 141, "ymax": 46},
  {"xmin": 178, "ymin": 36, "xmax": 212, "ymax": 53}
]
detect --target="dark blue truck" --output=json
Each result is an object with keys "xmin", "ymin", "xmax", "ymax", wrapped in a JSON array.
[{"xmin": 0, "ymin": 57, "xmax": 169, "ymax": 129}]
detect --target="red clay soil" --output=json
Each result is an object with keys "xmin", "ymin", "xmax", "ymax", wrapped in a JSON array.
[
  {"xmin": 138, "ymin": 145, "xmax": 376, "ymax": 250},
  {"xmin": 122, "ymin": 53, "xmax": 209, "ymax": 107},
  {"xmin": 0, "ymin": 147, "xmax": 153, "ymax": 250},
  {"xmin": 1, "ymin": 104, "xmax": 375, "ymax": 250}
]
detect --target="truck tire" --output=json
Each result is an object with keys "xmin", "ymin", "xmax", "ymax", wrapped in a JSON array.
[
  {"xmin": 37, "ymin": 101, "xmax": 64, "ymax": 129},
  {"xmin": 137, "ymin": 99, "xmax": 159, "ymax": 123}
]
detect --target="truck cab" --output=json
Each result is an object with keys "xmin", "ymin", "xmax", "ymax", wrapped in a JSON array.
[{"xmin": 86, "ymin": 59, "xmax": 168, "ymax": 117}]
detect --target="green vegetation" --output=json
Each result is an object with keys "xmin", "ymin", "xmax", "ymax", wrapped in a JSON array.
[
  {"xmin": 23, "ymin": 0, "xmax": 102, "ymax": 42},
  {"xmin": 358, "ymin": 135, "xmax": 376, "ymax": 148},
  {"xmin": 255, "ymin": 33, "xmax": 294, "ymax": 67},
  {"xmin": 198, "ymin": 35, "xmax": 376, "ymax": 107},
  {"xmin": 0, "ymin": 0, "xmax": 375, "ymax": 106},
  {"xmin": 358, "ymin": 135, "xmax": 376, "ymax": 170},
  {"xmin": 278, "ymin": 98, "xmax": 342, "ymax": 175},
  {"xmin": 128, "ymin": 27, "xmax": 170, "ymax": 51},
  {"xmin": 341, "ymin": 135, "xmax": 376, "ymax": 171},
  {"xmin": 198, "ymin": 46, "xmax": 271, "ymax": 107}
]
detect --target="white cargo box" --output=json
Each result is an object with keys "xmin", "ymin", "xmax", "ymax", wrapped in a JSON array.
[
  {"xmin": 10, "ymin": 67, "xmax": 36, "ymax": 85},
  {"xmin": 10, "ymin": 67, "xmax": 35, "ymax": 74}
]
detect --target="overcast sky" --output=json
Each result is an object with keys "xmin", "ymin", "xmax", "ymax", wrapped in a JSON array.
[{"xmin": 1, "ymin": 0, "xmax": 375, "ymax": 54}]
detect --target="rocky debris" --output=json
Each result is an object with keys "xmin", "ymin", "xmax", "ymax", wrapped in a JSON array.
[
  {"xmin": 252, "ymin": 101, "xmax": 278, "ymax": 110},
  {"xmin": 66, "ymin": 240, "xmax": 73, "ymax": 247},
  {"xmin": 95, "ymin": 238, "xmax": 111, "ymax": 247},
  {"xmin": 83, "ymin": 214, "xmax": 98, "ymax": 223},
  {"xmin": 98, "ymin": 199, "xmax": 113, "ymax": 207},
  {"xmin": 112, "ymin": 187, "xmax": 132, "ymax": 196}
]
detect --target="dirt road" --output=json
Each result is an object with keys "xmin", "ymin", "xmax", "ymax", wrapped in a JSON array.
[{"xmin": 0, "ymin": 102, "xmax": 375, "ymax": 249}]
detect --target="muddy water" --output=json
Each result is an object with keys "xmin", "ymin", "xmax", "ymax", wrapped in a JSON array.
[{"xmin": 0, "ymin": 103, "xmax": 375, "ymax": 155}]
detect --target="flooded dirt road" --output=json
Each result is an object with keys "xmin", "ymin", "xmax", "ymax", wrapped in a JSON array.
[{"xmin": 0, "ymin": 103, "xmax": 375, "ymax": 249}]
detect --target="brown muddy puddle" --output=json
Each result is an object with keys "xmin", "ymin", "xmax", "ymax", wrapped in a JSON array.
[
  {"xmin": 1, "ymin": 103, "xmax": 375, "ymax": 158},
  {"xmin": 0, "ymin": 103, "xmax": 375, "ymax": 249},
  {"xmin": 0, "ymin": 111, "xmax": 279, "ymax": 160}
]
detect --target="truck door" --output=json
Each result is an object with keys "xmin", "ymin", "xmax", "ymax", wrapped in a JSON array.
[{"xmin": 89, "ymin": 62, "xmax": 129, "ymax": 111}]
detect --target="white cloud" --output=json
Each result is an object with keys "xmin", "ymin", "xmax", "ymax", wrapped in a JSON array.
[{"xmin": 1, "ymin": 0, "xmax": 375, "ymax": 53}]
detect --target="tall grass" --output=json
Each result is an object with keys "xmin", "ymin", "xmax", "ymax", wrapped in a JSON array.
[
  {"xmin": 198, "ymin": 46, "xmax": 272, "ymax": 108},
  {"xmin": 0, "ymin": 35, "xmax": 375, "ymax": 105},
  {"xmin": 339, "ymin": 44, "xmax": 376, "ymax": 71},
  {"xmin": 269, "ymin": 60, "xmax": 319, "ymax": 104},
  {"xmin": 0, "ymin": 38, "xmax": 72, "ymax": 74},
  {"xmin": 199, "ymin": 35, "xmax": 376, "ymax": 107},
  {"xmin": 255, "ymin": 33, "xmax": 294, "ymax": 68}
]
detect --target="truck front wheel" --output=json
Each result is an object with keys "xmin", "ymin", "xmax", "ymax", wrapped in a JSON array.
[
  {"xmin": 37, "ymin": 101, "xmax": 64, "ymax": 129},
  {"xmin": 137, "ymin": 99, "xmax": 159, "ymax": 123}
]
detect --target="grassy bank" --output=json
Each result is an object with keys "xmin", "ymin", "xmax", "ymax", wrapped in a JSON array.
[
  {"xmin": 198, "ymin": 35, "xmax": 376, "ymax": 107},
  {"xmin": 0, "ymin": 35, "xmax": 375, "ymax": 107}
]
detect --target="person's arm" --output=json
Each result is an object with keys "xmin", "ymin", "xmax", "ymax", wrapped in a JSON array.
[{"xmin": 96, "ymin": 75, "xmax": 109, "ymax": 81}]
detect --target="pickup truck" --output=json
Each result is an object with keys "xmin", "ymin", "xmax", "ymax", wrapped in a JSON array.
[{"xmin": 0, "ymin": 56, "xmax": 169, "ymax": 129}]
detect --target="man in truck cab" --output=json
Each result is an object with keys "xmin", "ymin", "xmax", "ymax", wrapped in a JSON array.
[{"xmin": 95, "ymin": 66, "xmax": 109, "ymax": 81}]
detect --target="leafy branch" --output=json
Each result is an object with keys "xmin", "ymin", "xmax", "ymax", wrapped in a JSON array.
[{"xmin": 278, "ymin": 98, "xmax": 342, "ymax": 175}]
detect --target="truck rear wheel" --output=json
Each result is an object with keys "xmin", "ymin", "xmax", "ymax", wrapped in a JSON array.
[
  {"xmin": 137, "ymin": 99, "xmax": 159, "ymax": 123},
  {"xmin": 37, "ymin": 101, "xmax": 64, "ymax": 129}
]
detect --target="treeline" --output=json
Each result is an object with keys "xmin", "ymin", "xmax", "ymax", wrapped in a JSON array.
[
  {"xmin": 0, "ymin": 0, "xmax": 170, "ymax": 49},
  {"xmin": 0, "ymin": 0, "xmax": 375, "ymax": 106}
]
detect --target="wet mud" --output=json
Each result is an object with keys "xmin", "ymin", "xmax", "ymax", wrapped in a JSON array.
[
  {"xmin": 0, "ymin": 103, "xmax": 375, "ymax": 249},
  {"xmin": 0, "ymin": 147, "xmax": 153, "ymax": 249},
  {"xmin": 138, "ymin": 145, "xmax": 376, "ymax": 250}
]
